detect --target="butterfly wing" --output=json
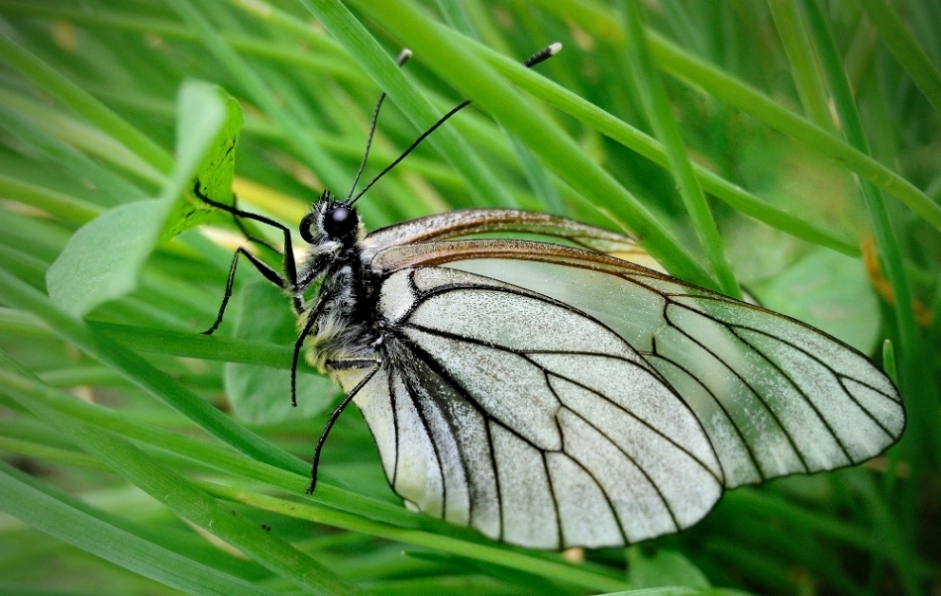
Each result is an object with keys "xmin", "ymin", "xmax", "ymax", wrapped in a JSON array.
[
  {"xmin": 361, "ymin": 208, "xmax": 664, "ymax": 272},
  {"xmin": 346, "ymin": 265, "xmax": 724, "ymax": 549},
  {"xmin": 348, "ymin": 235, "xmax": 903, "ymax": 548}
]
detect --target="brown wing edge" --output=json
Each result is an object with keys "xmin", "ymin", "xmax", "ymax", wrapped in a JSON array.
[{"xmin": 360, "ymin": 208, "xmax": 665, "ymax": 273}]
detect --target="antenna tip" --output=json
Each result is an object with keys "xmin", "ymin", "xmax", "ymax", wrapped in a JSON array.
[
  {"xmin": 548, "ymin": 42, "xmax": 563, "ymax": 55},
  {"xmin": 397, "ymin": 48, "xmax": 413, "ymax": 63}
]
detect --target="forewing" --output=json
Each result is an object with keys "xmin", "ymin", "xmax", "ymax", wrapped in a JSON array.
[
  {"xmin": 361, "ymin": 208, "xmax": 665, "ymax": 272},
  {"xmin": 365, "ymin": 267, "xmax": 724, "ymax": 548},
  {"xmin": 445, "ymin": 258, "xmax": 905, "ymax": 488}
]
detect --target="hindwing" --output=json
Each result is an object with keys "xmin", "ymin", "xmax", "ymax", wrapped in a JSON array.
[{"xmin": 344, "ymin": 266, "xmax": 728, "ymax": 548}]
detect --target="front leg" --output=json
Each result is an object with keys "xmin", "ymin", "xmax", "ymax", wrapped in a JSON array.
[{"xmin": 194, "ymin": 180, "xmax": 305, "ymax": 330}]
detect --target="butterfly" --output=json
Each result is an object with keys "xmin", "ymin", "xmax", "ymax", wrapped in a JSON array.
[{"xmin": 195, "ymin": 44, "xmax": 904, "ymax": 549}]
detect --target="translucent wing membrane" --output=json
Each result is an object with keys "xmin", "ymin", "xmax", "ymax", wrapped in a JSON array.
[
  {"xmin": 448, "ymin": 259, "xmax": 904, "ymax": 489},
  {"xmin": 341, "ymin": 239, "xmax": 903, "ymax": 548},
  {"xmin": 347, "ymin": 266, "xmax": 728, "ymax": 548}
]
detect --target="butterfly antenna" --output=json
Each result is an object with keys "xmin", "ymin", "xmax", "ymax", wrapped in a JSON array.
[
  {"xmin": 349, "ymin": 41, "xmax": 562, "ymax": 205},
  {"xmin": 346, "ymin": 48, "xmax": 413, "ymax": 202}
]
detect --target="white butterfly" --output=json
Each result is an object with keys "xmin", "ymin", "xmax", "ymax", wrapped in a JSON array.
[{"xmin": 197, "ymin": 44, "xmax": 904, "ymax": 549}]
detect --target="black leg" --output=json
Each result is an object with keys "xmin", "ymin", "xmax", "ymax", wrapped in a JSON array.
[
  {"xmin": 193, "ymin": 180, "xmax": 305, "ymax": 329},
  {"xmin": 230, "ymin": 194, "xmax": 281, "ymax": 255},
  {"xmin": 306, "ymin": 365, "xmax": 380, "ymax": 494},
  {"xmin": 202, "ymin": 247, "xmax": 286, "ymax": 335},
  {"xmin": 291, "ymin": 300, "xmax": 325, "ymax": 406},
  {"xmin": 193, "ymin": 181, "xmax": 299, "ymax": 289}
]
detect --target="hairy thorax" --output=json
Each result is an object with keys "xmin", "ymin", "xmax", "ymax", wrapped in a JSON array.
[{"xmin": 302, "ymin": 261, "xmax": 380, "ymax": 374}]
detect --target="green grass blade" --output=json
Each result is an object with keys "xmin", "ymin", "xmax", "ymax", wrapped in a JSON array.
[
  {"xmin": 647, "ymin": 32, "xmax": 941, "ymax": 231},
  {"xmin": 463, "ymin": 35, "xmax": 859, "ymax": 256},
  {"xmin": 0, "ymin": 102, "xmax": 147, "ymax": 205},
  {"xmin": 0, "ymin": 173, "xmax": 103, "ymax": 223},
  {"xmin": 0, "ymin": 266, "xmax": 304, "ymax": 475},
  {"xmin": 199, "ymin": 481, "xmax": 630, "ymax": 594},
  {"xmin": 0, "ymin": 32, "xmax": 174, "ymax": 174},
  {"xmin": 798, "ymin": 1, "xmax": 930, "ymax": 592},
  {"xmin": 766, "ymin": 0, "xmax": 834, "ymax": 129},
  {"xmin": 0, "ymin": 362, "xmax": 361, "ymax": 596},
  {"xmin": 620, "ymin": 1, "xmax": 741, "ymax": 298},
  {"xmin": 859, "ymin": 0, "xmax": 941, "ymax": 114},
  {"xmin": 525, "ymin": 0, "xmax": 941, "ymax": 231},
  {"xmin": 0, "ymin": 461, "xmax": 280, "ymax": 596}
]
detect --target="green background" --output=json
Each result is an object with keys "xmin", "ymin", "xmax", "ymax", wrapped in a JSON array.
[{"xmin": 0, "ymin": 0, "xmax": 939, "ymax": 594}]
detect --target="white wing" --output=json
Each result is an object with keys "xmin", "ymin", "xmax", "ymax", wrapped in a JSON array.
[
  {"xmin": 342, "ymin": 266, "xmax": 726, "ymax": 549},
  {"xmin": 341, "ymin": 247, "xmax": 903, "ymax": 548},
  {"xmin": 449, "ymin": 258, "xmax": 904, "ymax": 488}
]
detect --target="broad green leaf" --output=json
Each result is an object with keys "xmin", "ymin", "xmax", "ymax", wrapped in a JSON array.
[
  {"xmin": 751, "ymin": 248, "xmax": 880, "ymax": 353},
  {"xmin": 46, "ymin": 80, "xmax": 233, "ymax": 317},
  {"xmin": 164, "ymin": 81, "xmax": 245, "ymax": 239},
  {"xmin": 47, "ymin": 199, "xmax": 165, "ymax": 317},
  {"xmin": 225, "ymin": 281, "xmax": 335, "ymax": 424}
]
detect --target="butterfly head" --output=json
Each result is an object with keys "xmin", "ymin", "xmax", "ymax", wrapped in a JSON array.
[{"xmin": 299, "ymin": 191, "xmax": 362, "ymax": 249}]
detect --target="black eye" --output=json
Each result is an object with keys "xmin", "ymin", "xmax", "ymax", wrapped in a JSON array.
[
  {"xmin": 299, "ymin": 212, "xmax": 317, "ymax": 244},
  {"xmin": 323, "ymin": 206, "xmax": 357, "ymax": 239}
]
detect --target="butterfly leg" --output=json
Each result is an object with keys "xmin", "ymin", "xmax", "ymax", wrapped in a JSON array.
[
  {"xmin": 307, "ymin": 362, "xmax": 380, "ymax": 494},
  {"xmin": 193, "ymin": 181, "xmax": 304, "ymax": 332}
]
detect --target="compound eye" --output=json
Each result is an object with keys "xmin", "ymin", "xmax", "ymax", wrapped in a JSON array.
[
  {"xmin": 299, "ymin": 212, "xmax": 318, "ymax": 244},
  {"xmin": 323, "ymin": 206, "xmax": 357, "ymax": 239}
]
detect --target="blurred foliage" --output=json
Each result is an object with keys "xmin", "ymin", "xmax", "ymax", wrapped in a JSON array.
[{"xmin": 0, "ymin": 0, "xmax": 939, "ymax": 595}]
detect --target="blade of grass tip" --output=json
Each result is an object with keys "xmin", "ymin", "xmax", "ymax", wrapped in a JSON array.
[
  {"xmin": 858, "ymin": 0, "xmax": 941, "ymax": 114},
  {"xmin": 620, "ymin": 0, "xmax": 741, "ymax": 299},
  {"xmin": 463, "ymin": 37, "xmax": 860, "ymax": 257},
  {"xmin": 767, "ymin": 0, "xmax": 834, "ymax": 130},
  {"xmin": 341, "ymin": 0, "xmax": 715, "ymax": 287},
  {"xmin": 0, "ymin": 266, "xmax": 306, "ymax": 476},
  {"xmin": 0, "ymin": 465, "xmax": 283, "ymax": 596},
  {"xmin": 288, "ymin": 0, "xmax": 518, "ymax": 210},
  {"xmin": 527, "ymin": 0, "xmax": 941, "ymax": 231},
  {"xmin": 0, "ymin": 32, "xmax": 174, "ymax": 175},
  {"xmin": 0, "ymin": 364, "xmax": 361, "ymax": 596},
  {"xmin": 798, "ymin": 2, "xmax": 930, "ymax": 594}
]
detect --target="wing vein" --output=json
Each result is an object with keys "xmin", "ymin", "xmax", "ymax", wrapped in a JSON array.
[
  {"xmin": 729, "ymin": 327, "xmax": 856, "ymax": 463},
  {"xmin": 559, "ymin": 445, "xmax": 630, "ymax": 545},
  {"xmin": 388, "ymin": 367, "xmax": 400, "ymax": 487},
  {"xmin": 541, "ymin": 451, "xmax": 563, "ymax": 549},
  {"xmin": 401, "ymin": 319, "xmax": 723, "ymax": 484},
  {"xmin": 399, "ymin": 369, "xmax": 449, "ymax": 521},
  {"xmin": 562, "ymin": 405, "xmax": 681, "ymax": 533},
  {"xmin": 725, "ymin": 324, "xmax": 900, "ymax": 439},
  {"xmin": 391, "ymin": 333, "xmax": 503, "ymax": 538},
  {"xmin": 664, "ymin": 302, "xmax": 811, "ymax": 475},
  {"xmin": 646, "ymin": 342, "xmax": 761, "ymax": 483},
  {"xmin": 486, "ymin": 419, "xmax": 504, "ymax": 542}
]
